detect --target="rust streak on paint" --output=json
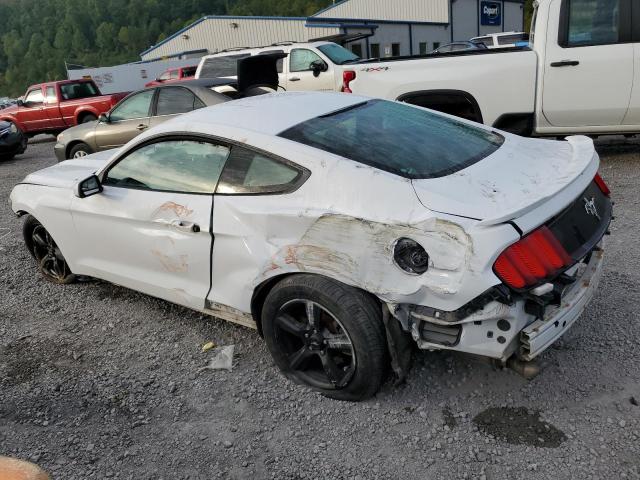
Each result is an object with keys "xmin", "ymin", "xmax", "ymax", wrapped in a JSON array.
[
  {"xmin": 152, "ymin": 202, "xmax": 193, "ymax": 219},
  {"xmin": 151, "ymin": 249, "xmax": 188, "ymax": 273}
]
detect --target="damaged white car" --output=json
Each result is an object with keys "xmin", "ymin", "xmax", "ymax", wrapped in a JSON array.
[{"xmin": 10, "ymin": 93, "xmax": 612, "ymax": 401}]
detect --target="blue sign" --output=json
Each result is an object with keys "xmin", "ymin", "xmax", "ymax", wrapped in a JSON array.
[{"xmin": 480, "ymin": 1, "xmax": 502, "ymax": 26}]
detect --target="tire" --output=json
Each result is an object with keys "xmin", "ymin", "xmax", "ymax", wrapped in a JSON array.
[
  {"xmin": 68, "ymin": 142, "xmax": 93, "ymax": 159},
  {"xmin": 262, "ymin": 274, "xmax": 387, "ymax": 401},
  {"xmin": 23, "ymin": 215, "xmax": 76, "ymax": 284},
  {"xmin": 79, "ymin": 113, "xmax": 98, "ymax": 124}
]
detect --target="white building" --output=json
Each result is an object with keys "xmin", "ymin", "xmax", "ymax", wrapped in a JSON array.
[{"xmin": 140, "ymin": 0, "xmax": 525, "ymax": 61}]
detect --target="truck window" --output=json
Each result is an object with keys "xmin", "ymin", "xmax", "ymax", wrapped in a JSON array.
[
  {"xmin": 497, "ymin": 34, "xmax": 528, "ymax": 45},
  {"xmin": 279, "ymin": 99, "xmax": 504, "ymax": 180},
  {"xmin": 290, "ymin": 49, "xmax": 323, "ymax": 72},
  {"xmin": 182, "ymin": 66, "xmax": 197, "ymax": 78},
  {"xmin": 59, "ymin": 82, "xmax": 99, "ymax": 100},
  {"xmin": 159, "ymin": 71, "xmax": 171, "ymax": 81},
  {"xmin": 564, "ymin": 0, "xmax": 621, "ymax": 46},
  {"xmin": 45, "ymin": 86, "xmax": 57, "ymax": 103},
  {"xmin": 169, "ymin": 70, "xmax": 179, "ymax": 80},
  {"xmin": 24, "ymin": 89, "xmax": 44, "ymax": 105},
  {"xmin": 199, "ymin": 54, "xmax": 250, "ymax": 78}
]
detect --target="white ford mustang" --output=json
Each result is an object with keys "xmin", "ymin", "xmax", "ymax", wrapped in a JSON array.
[{"xmin": 10, "ymin": 92, "xmax": 612, "ymax": 401}]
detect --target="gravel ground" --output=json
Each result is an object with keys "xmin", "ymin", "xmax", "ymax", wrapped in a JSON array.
[{"xmin": 1, "ymin": 139, "xmax": 639, "ymax": 480}]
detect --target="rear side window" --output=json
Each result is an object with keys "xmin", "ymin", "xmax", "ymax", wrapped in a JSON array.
[
  {"xmin": 104, "ymin": 140, "xmax": 229, "ymax": 194},
  {"xmin": 564, "ymin": 0, "xmax": 621, "ymax": 46},
  {"xmin": 216, "ymin": 147, "xmax": 305, "ymax": 194},
  {"xmin": 59, "ymin": 82, "xmax": 99, "ymax": 100},
  {"xmin": 156, "ymin": 87, "xmax": 204, "ymax": 116},
  {"xmin": 199, "ymin": 54, "xmax": 250, "ymax": 78},
  {"xmin": 279, "ymin": 100, "xmax": 504, "ymax": 180}
]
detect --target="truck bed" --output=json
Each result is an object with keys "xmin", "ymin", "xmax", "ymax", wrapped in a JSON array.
[{"xmin": 348, "ymin": 47, "xmax": 537, "ymax": 127}]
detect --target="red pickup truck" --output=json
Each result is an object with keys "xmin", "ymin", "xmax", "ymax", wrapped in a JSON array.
[
  {"xmin": 145, "ymin": 66, "xmax": 197, "ymax": 87},
  {"xmin": 0, "ymin": 79, "xmax": 128, "ymax": 136}
]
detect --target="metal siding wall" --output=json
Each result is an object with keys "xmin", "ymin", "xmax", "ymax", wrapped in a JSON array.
[
  {"xmin": 504, "ymin": 2, "xmax": 524, "ymax": 32},
  {"xmin": 451, "ymin": 0, "xmax": 479, "ymax": 41},
  {"xmin": 142, "ymin": 19, "xmax": 339, "ymax": 60},
  {"xmin": 411, "ymin": 24, "xmax": 451, "ymax": 53},
  {"xmin": 314, "ymin": 0, "xmax": 449, "ymax": 23}
]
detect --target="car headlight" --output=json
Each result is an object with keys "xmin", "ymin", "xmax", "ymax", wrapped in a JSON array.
[
  {"xmin": 9, "ymin": 122, "xmax": 17, "ymax": 133},
  {"xmin": 57, "ymin": 132, "xmax": 64, "ymax": 142},
  {"xmin": 393, "ymin": 238, "xmax": 429, "ymax": 275}
]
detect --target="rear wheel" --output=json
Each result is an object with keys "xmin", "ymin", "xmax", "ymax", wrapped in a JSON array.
[
  {"xmin": 68, "ymin": 142, "xmax": 92, "ymax": 159},
  {"xmin": 262, "ymin": 275, "xmax": 387, "ymax": 401},
  {"xmin": 23, "ymin": 215, "xmax": 75, "ymax": 284}
]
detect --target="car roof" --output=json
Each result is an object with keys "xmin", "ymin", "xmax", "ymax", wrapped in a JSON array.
[{"xmin": 154, "ymin": 91, "xmax": 367, "ymax": 136}]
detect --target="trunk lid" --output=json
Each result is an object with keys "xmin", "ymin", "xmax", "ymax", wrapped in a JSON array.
[{"xmin": 411, "ymin": 135, "xmax": 599, "ymax": 232}]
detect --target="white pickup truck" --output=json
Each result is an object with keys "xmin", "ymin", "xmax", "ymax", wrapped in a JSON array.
[
  {"xmin": 196, "ymin": 0, "xmax": 636, "ymax": 137},
  {"xmin": 343, "ymin": 0, "xmax": 640, "ymax": 136}
]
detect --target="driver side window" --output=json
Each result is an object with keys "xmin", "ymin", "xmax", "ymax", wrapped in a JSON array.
[
  {"xmin": 109, "ymin": 90, "xmax": 155, "ymax": 122},
  {"xmin": 24, "ymin": 88, "xmax": 44, "ymax": 105},
  {"xmin": 103, "ymin": 139, "xmax": 230, "ymax": 194},
  {"xmin": 290, "ymin": 49, "xmax": 322, "ymax": 72}
]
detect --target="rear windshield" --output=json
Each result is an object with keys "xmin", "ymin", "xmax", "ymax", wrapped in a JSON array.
[
  {"xmin": 199, "ymin": 54, "xmax": 250, "ymax": 78},
  {"xmin": 59, "ymin": 81, "xmax": 99, "ymax": 100},
  {"xmin": 278, "ymin": 100, "xmax": 504, "ymax": 179}
]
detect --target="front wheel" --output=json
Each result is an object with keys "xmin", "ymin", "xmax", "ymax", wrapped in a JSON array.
[
  {"xmin": 79, "ymin": 113, "xmax": 98, "ymax": 124},
  {"xmin": 262, "ymin": 275, "xmax": 387, "ymax": 401},
  {"xmin": 68, "ymin": 142, "xmax": 93, "ymax": 159},
  {"xmin": 23, "ymin": 215, "xmax": 76, "ymax": 284}
]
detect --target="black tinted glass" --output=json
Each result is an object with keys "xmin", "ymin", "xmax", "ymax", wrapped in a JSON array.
[
  {"xmin": 279, "ymin": 100, "xmax": 504, "ymax": 179},
  {"xmin": 156, "ymin": 87, "xmax": 199, "ymax": 116},
  {"xmin": 59, "ymin": 82, "xmax": 99, "ymax": 100},
  {"xmin": 200, "ymin": 54, "xmax": 250, "ymax": 78}
]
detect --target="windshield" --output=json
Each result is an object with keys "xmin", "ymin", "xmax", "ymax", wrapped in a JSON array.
[
  {"xmin": 279, "ymin": 100, "xmax": 504, "ymax": 179},
  {"xmin": 317, "ymin": 43, "xmax": 360, "ymax": 64}
]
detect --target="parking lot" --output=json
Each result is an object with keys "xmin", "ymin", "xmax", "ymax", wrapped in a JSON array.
[{"xmin": 1, "ymin": 138, "xmax": 639, "ymax": 480}]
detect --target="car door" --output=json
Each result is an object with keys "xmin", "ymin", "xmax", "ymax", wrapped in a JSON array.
[
  {"xmin": 623, "ymin": 0, "xmax": 640, "ymax": 125},
  {"xmin": 206, "ymin": 145, "xmax": 309, "ymax": 317},
  {"xmin": 285, "ymin": 48, "xmax": 335, "ymax": 91},
  {"xmin": 542, "ymin": 0, "xmax": 633, "ymax": 127},
  {"xmin": 18, "ymin": 87, "xmax": 46, "ymax": 132},
  {"xmin": 70, "ymin": 137, "xmax": 230, "ymax": 310},
  {"xmin": 93, "ymin": 89, "xmax": 155, "ymax": 150},
  {"xmin": 147, "ymin": 86, "xmax": 206, "ymax": 129},
  {"xmin": 43, "ymin": 85, "xmax": 66, "ymax": 129}
]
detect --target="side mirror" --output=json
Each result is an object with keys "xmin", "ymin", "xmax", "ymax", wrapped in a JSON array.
[
  {"xmin": 75, "ymin": 174, "xmax": 102, "ymax": 198},
  {"xmin": 310, "ymin": 60, "xmax": 328, "ymax": 77},
  {"xmin": 98, "ymin": 113, "xmax": 109, "ymax": 123},
  {"xmin": 16, "ymin": 99, "xmax": 24, "ymax": 107}
]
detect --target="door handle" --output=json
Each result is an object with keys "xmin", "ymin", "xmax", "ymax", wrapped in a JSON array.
[
  {"xmin": 289, "ymin": 77, "xmax": 301, "ymax": 82},
  {"xmin": 550, "ymin": 60, "xmax": 580, "ymax": 67},
  {"xmin": 136, "ymin": 124, "xmax": 148, "ymax": 131},
  {"xmin": 153, "ymin": 219, "xmax": 200, "ymax": 233}
]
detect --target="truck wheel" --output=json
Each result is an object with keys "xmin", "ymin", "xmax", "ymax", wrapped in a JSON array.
[
  {"xmin": 261, "ymin": 275, "xmax": 387, "ymax": 401},
  {"xmin": 68, "ymin": 143, "xmax": 92, "ymax": 159},
  {"xmin": 23, "ymin": 215, "xmax": 76, "ymax": 284},
  {"xmin": 79, "ymin": 113, "xmax": 97, "ymax": 124}
]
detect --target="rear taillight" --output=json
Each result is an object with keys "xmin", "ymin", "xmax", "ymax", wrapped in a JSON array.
[
  {"xmin": 594, "ymin": 173, "xmax": 610, "ymax": 197},
  {"xmin": 493, "ymin": 226, "xmax": 572, "ymax": 289},
  {"xmin": 341, "ymin": 70, "xmax": 356, "ymax": 93}
]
